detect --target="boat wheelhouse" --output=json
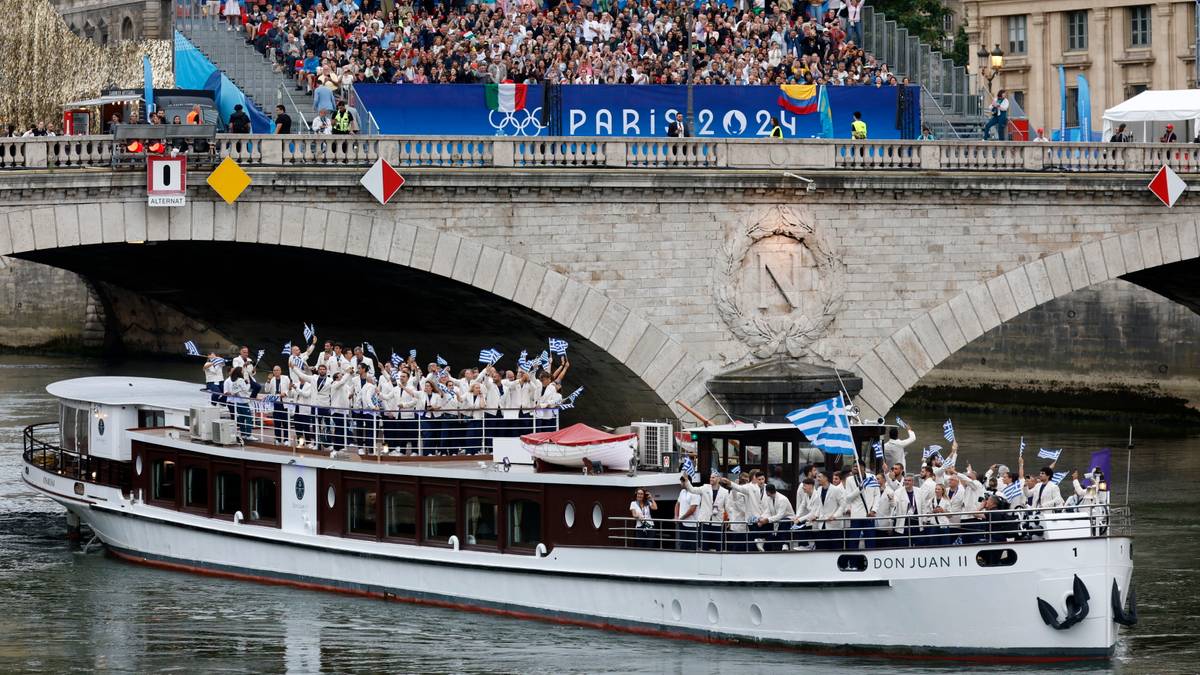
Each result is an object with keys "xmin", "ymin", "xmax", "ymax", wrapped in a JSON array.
[{"xmin": 23, "ymin": 376, "xmax": 1136, "ymax": 661}]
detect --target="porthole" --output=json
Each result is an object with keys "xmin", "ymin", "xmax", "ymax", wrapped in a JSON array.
[
  {"xmin": 976, "ymin": 549, "xmax": 1018, "ymax": 567},
  {"xmin": 326, "ymin": 484, "xmax": 336, "ymax": 509},
  {"xmin": 749, "ymin": 603, "xmax": 763, "ymax": 626},
  {"xmin": 838, "ymin": 554, "xmax": 868, "ymax": 572},
  {"xmin": 591, "ymin": 502, "xmax": 603, "ymax": 529},
  {"xmin": 564, "ymin": 501, "xmax": 576, "ymax": 528},
  {"xmin": 670, "ymin": 599, "xmax": 682, "ymax": 621},
  {"xmin": 135, "ymin": 455, "xmax": 143, "ymax": 476},
  {"xmin": 706, "ymin": 601, "xmax": 719, "ymax": 625}
]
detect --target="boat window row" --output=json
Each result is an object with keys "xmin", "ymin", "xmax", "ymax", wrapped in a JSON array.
[{"xmin": 135, "ymin": 442, "xmax": 280, "ymax": 526}]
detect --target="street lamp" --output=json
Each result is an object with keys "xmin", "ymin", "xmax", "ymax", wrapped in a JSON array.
[{"xmin": 977, "ymin": 44, "xmax": 1004, "ymax": 91}]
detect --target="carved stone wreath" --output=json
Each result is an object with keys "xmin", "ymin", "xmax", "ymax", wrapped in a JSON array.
[{"xmin": 714, "ymin": 205, "xmax": 845, "ymax": 360}]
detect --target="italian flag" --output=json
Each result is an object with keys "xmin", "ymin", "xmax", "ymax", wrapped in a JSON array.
[{"xmin": 485, "ymin": 83, "xmax": 527, "ymax": 113}]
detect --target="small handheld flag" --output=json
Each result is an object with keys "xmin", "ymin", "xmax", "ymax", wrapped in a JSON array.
[
  {"xmin": 391, "ymin": 352, "xmax": 402, "ymax": 369},
  {"xmin": 409, "ymin": 349, "xmax": 417, "ymax": 359},
  {"xmin": 730, "ymin": 465, "xmax": 742, "ymax": 476},
  {"xmin": 1037, "ymin": 448, "xmax": 1063, "ymax": 461},
  {"xmin": 861, "ymin": 474, "xmax": 880, "ymax": 490},
  {"xmin": 303, "ymin": 323, "xmax": 315, "ymax": 342},
  {"xmin": 942, "ymin": 420, "xmax": 955, "ymax": 443},
  {"xmin": 943, "ymin": 455, "xmax": 956, "ymax": 468},
  {"xmin": 478, "ymin": 348, "xmax": 503, "ymax": 365},
  {"xmin": 895, "ymin": 416, "xmax": 907, "ymax": 429},
  {"xmin": 872, "ymin": 440, "xmax": 883, "ymax": 459},
  {"xmin": 1002, "ymin": 481, "xmax": 1023, "ymax": 503},
  {"xmin": 923, "ymin": 444, "xmax": 943, "ymax": 459},
  {"xmin": 255, "ymin": 349, "xmax": 265, "ymax": 363},
  {"xmin": 1019, "ymin": 437, "xmax": 1026, "ymax": 456},
  {"xmin": 208, "ymin": 356, "xmax": 226, "ymax": 367},
  {"xmin": 281, "ymin": 341, "xmax": 292, "ymax": 355},
  {"xmin": 558, "ymin": 386, "xmax": 584, "ymax": 410},
  {"xmin": 549, "ymin": 337, "xmax": 568, "ymax": 355},
  {"xmin": 184, "ymin": 340, "xmax": 200, "ymax": 357},
  {"xmin": 680, "ymin": 455, "xmax": 695, "ymax": 477},
  {"xmin": 518, "ymin": 350, "xmax": 529, "ymax": 371},
  {"xmin": 437, "ymin": 381, "xmax": 456, "ymax": 399},
  {"xmin": 364, "ymin": 342, "xmax": 378, "ymax": 359},
  {"xmin": 436, "ymin": 354, "xmax": 448, "ymax": 367},
  {"xmin": 1050, "ymin": 471, "xmax": 1068, "ymax": 485}
]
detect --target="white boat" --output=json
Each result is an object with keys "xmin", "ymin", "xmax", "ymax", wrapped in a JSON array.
[
  {"xmin": 22, "ymin": 376, "xmax": 1136, "ymax": 662},
  {"xmin": 520, "ymin": 423, "xmax": 638, "ymax": 469}
]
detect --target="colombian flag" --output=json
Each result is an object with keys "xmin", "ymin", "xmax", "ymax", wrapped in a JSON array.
[{"xmin": 778, "ymin": 84, "xmax": 819, "ymax": 115}]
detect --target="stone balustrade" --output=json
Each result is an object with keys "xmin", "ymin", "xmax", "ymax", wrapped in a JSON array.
[{"xmin": 1, "ymin": 134, "xmax": 1198, "ymax": 173}]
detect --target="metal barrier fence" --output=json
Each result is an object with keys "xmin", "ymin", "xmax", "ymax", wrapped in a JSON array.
[
  {"xmin": 3, "ymin": 135, "xmax": 1198, "ymax": 173},
  {"xmin": 215, "ymin": 394, "xmax": 559, "ymax": 456},
  {"xmin": 609, "ymin": 504, "xmax": 1129, "ymax": 553},
  {"xmin": 23, "ymin": 423, "xmax": 133, "ymax": 489}
]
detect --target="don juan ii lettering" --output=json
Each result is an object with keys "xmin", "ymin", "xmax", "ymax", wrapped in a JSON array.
[{"xmin": 872, "ymin": 554, "xmax": 970, "ymax": 570}]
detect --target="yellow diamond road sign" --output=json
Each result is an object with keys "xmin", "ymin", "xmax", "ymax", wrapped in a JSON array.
[{"xmin": 207, "ymin": 157, "xmax": 251, "ymax": 204}]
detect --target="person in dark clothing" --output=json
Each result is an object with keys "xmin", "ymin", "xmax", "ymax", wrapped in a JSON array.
[
  {"xmin": 228, "ymin": 104, "xmax": 251, "ymax": 133},
  {"xmin": 273, "ymin": 105, "xmax": 292, "ymax": 134}
]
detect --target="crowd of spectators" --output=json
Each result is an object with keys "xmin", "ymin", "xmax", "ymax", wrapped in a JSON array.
[{"xmin": 225, "ymin": 0, "xmax": 904, "ymax": 98}]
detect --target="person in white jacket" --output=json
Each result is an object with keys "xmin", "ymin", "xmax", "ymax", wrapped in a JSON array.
[
  {"xmin": 762, "ymin": 483, "xmax": 795, "ymax": 550},
  {"xmin": 841, "ymin": 468, "xmax": 880, "ymax": 550},
  {"xmin": 721, "ymin": 470, "xmax": 770, "ymax": 551},
  {"xmin": 884, "ymin": 425, "xmax": 917, "ymax": 471},
  {"xmin": 812, "ymin": 471, "xmax": 847, "ymax": 550},
  {"xmin": 893, "ymin": 474, "xmax": 923, "ymax": 546},
  {"xmin": 682, "ymin": 473, "xmax": 729, "ymax": 551},
  {"xmin": 263, "ymin": 366, "xmax": 292, "ymax": 444},
  {"xmin": 330, "ymin": 372, "xmax": 352, "ymax": 450}
]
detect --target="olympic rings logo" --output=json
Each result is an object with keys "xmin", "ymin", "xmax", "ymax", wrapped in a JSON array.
[{"xmin": 488, "ymin": 107, "xmax": 545, "ymax": 136}]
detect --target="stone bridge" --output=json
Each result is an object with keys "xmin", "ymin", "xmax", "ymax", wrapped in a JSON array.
[{"xmin": 1, "ymin": 134, "xmax": 1198, "ymax": 425}]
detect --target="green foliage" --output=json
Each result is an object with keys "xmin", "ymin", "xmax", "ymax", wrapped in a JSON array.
[
  {"xmin": 949, "ymin": 24, "xmax": 969, "ymax": 67},
  {"xmin": 871, "ymin": 0, "xmax": 952, "ymax": 50}
]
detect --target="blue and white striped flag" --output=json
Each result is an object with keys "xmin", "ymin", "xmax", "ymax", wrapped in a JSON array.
[
  {"xmin": 872, "ymin": 440, "xmax": 883, "ymax": 459},
  {"xmin": 786, "ymin": 395, "xmax": 855, "ymax": 455},
  {"xmin": 730, "ymin": 465, "xmax": 741, "ymax": 476},
  {"xmin": 680, "ymin": 454, "xmax": 694, "ymax": 477},
  {"xmin": 436, "ymin": 354, "xmax": 448, "ymax": 367},
  {"xmin": 895, "ymin": 416, "xmax": 907, "ymax": 429},
  {"xmin": 409, "ymin": 349, "xmax": 417, "ymax": 359},
  {"xmin": 549, "ymin": 337, "xmax": 568, "ymax": 355},
  {"xmin": 1019, "ymin": 437, "xmax": 1026, "ymax": 456},
  {"xmin": 184, "ymin": 340, "xmax": 200, "ymax": 356},
  {"xmin": 559, "ymin": 386, "xmax": 584, "ymax": 410},
  {"xmin": 537, "ymin": 350, "xmax": 550, "ymax": 366},
  {"xmin": 1038, "ymin": 448, "xmax": 1062, "ymax": 461},
  {"xmin": 371, "ymin": 392, "xmax": 382, "ymax": 409},
  {"xmin": 942, "ymin": 455, "xmax": 956, "ymax": 468},
  {"xmin": 281, "ymin": 341, "xmax": 292, "ymax": 355},
  {"xmin": 290, "ymin": 355, "xmax": 304, "ymax": 371},
  {"xmin": 209, "ymin": 356, "xmax": 226, "ymax": 367},
  {"xmin": 478, "ymin": 348, "xmax": 503, "ymax": 365},
  {"xmin": 1050, "ymin": 471, "xmax": 1068, "ymax": 485},
  {"xmin": 1001, "ymin": 481, "xmax": 1023, "ymax": 503},
  {"xmin": 517, "ymin": 350, "xmax": 530, "ymax": 372},
  {"xmin": 391, "ymin": 352, "xmax": 402, "ymax": 369},
  {"xmin": 923, "ymin": 444, "xmax": 943, "ymax": 459},
  {"xmin": 303, "ymin": 323, "xmax": 315, "ymax": 342},
  {"xmin": 942, "ymin": 419, "xmax": 955, "ymax": 443},
  {"xmin": 785, "ymin": 398, "xmax": 833, "ymax": 439},
  {"xmin": 437, "ymin": 381, "xmax": 456, "ymax": 399},
  {"xmin": 364, "ymin": 342, "xmax": 378, "ymax": 359},
  {"xmin": 861, "ymin": 474, "xmax": 880, "ymax": 490},
  {"xmin": 255, "ymin": 349, "xmax": 265, "ymax": 363}
]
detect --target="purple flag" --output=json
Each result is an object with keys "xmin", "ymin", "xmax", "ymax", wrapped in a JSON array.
[{"xmin": 1087, "ymin": 448, "xmax": 1113, "ymax": 490}]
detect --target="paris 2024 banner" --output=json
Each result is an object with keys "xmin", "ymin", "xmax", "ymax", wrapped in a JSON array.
[{"xmin": 353, "ymin": 83, "xmax": 918, "ymax": 139}]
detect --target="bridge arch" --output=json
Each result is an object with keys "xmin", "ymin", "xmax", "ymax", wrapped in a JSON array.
[
  {"xmin": 849, "ymin": 221, "xmax": 1200, "ymax": 419},
  {"xmin": 1, "ymin": 202, "xmax": 711, "ymax": 424}
]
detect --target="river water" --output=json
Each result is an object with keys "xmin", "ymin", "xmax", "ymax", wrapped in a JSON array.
[{"xmin": 0, "ymin": 355, "xmax": 1195, "ymax": 674}]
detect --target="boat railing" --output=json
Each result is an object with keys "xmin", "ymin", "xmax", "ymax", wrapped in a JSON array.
[
  {"xmin": 22, "ymin": 422, "xmax": 133, "ymax": 490},
  {"xmin": 608, "ymin": 503, "xmax": 1130, "ymax": 554},
  {"xmin": 211, "ymin": 394, "xmax": 561, "ymax": 456}
]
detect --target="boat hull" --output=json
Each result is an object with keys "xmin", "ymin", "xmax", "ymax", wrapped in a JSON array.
[{"xmin": 30, "ymin": 468, "xmax": 1131, "ymax": 661}]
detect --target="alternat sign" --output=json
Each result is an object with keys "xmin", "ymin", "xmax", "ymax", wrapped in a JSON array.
[{"xmin": 146, "ymin": 156, "xmax": 186, "ymax": 207}]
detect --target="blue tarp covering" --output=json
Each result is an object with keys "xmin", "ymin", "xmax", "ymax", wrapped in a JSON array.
[
  {"xmin": 174, "ymin": 31, "xmax": 272, "ymax": 133},
  {"xmin": 354, "ymin": 84, "xmax": 918, "ymax": 138}
]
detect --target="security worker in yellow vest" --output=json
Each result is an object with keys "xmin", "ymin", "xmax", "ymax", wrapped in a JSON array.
[
  {"xmin": 769, "ymin": 116, "xmax": 783, "ymax": 139},
  {"xmin": 332, "ymin": 100, "xmax": 356, "ymax": 135},
  {"xmin": 851, "ymin": 111, "xmax": 868, "ymax": 139}
]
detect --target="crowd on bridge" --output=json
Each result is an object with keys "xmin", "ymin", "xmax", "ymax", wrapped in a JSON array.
[
  {"xmin": 199, "ymin": 333, "xmax": 581, "ymax": 455},
  {"xmin": 222, "ymin": 0, "xmax": 899, "ymax": 102},
  {"xmin": 630, "ymin": 423, "xmax": 1111, "ymax": 552}
]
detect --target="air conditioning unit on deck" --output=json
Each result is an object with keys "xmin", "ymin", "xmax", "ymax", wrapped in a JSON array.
[
  {"xmin": 190, "ymin": 406, "xmax": 220, "ymax": 441},
  {"xmin": 211, "ymin": 419, "xmax": 239, "ymax": 446},
  {"xmin": 632, "ymin": 422, "xmax": 674, "ymax": 469}
]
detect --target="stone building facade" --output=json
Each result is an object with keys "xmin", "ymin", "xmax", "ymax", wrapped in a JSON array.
[{"xmin": 54, "ymin": 0, "xmax": 171, "ymax": 43}]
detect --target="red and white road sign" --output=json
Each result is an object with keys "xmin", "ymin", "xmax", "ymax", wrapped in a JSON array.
[
  {"xmin": 360, "ymin": 158, "xmax": 404, "ymax": 205},
  {"xmin": 1148, "ymin": 164, "xmax": 1187, "ymax": 208},
  {"xmin": 147, "ymin": 155, "xmax": 187, "ymax": 206}
]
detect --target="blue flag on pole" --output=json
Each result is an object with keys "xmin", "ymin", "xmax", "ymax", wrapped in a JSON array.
[
  {"xmin": 942, "ymin": 419, "xmax": 955, "ymax": 443},
  {"xmin": 184, "ymin": 340, "xmax": 200, "ymax": 356},
  {"xmin": 1038, "ymin": 448, "xmax": 1062, "ymax": 461},
  {"xmin": 391, "ymin": 352, "xmax": 402, "ymax": 369},
  {"xmin": 817, "ymin": 84, "xmax": 833, "ymax": 139},
  {"xmin": 1019, "ymin": 436, "xmax": 1026, "ymax": 456},
  {"xmin": 872, "ymin": 440, "xmax": 883, "ymax": 459},
  {"xmin": 1057, "ymin": 64, "xmax": 1067, "ymax": 141},
  {"xmin": 1050, "ymin": 471, "xmax": 1068, "ymax": 486},
  {"xmin": 303, "ymin": 323, "xmax": 315, "ymax": 342},
  {"xmin": 281, "ymin": 341, "xmax": 292, "ymax": 355},
  {"xmin": 255, "ymin": 349, "xmax": 265, "ymax": 363},
  {"xmin": 680, "ymin": 454, "xmax": 695, "ymax": 477},
  {"xmin": 1002, "ymin": 481, "xmax": 1023, "ymax": 503},
  {"xmin": 436, "ymin": 354, "xmax": 448, "ymax": 367},
  {"xmin": 549, "ymin": 338, "xmax": 568, "ymax": 355}
]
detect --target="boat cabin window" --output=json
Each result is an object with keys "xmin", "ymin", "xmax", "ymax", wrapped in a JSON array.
[
  {"xmin": 384, "ymin": 490, "xmax": 416, "ymax": 538},
  {"xmin": 185, "ymin": 467, "xmax": 208, "ymax": 508},
  {"xmin": 348, "ymin": 487, "xmax": 379, "ymax": 536},
  {"xmin": 59, "ymin": 403, "xmax": 90, "ymax": 454},
  {"xmin": 508, "ymin": 499, "xmax": 541, "ymax": 547},
  {"xmin": 424, "ymin": 493, "xmax": 456, "ymax": 541},
  {"xmin": 216, "ymin": 472, "xmax": 241, "ymax": 515},
  {"xmin": 465, "ymin": 496, "xmax": 498, "ymax": 547},
  {"xmin": 248, "ymin": 477, "xmax": 277, "ymax": 522},
  {"xmin": 151, "ymin": 458, "xmax": 176, "ymax": 501},
  {"xmin": 138, "ymin": 408, "xmax": 166, "ymax": 429}
]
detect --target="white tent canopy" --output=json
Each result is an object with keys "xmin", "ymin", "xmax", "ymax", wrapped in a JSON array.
[{"xmin": 1102, "ymin": 90, "xmax": 1200, "ymax": 142}]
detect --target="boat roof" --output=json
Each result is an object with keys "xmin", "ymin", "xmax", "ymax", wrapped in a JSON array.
[
  {"xmin": 684, "ymin": 421, "xmax": 894, "ymax": 434},
  {"xmin": 46, "ymin": 377, "xmax": 208, "ymax": 412}
]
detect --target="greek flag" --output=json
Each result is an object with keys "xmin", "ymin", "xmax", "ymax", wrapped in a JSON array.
[
  {"xmin": 184, "ymin": 340, "xmax": 200, "ymax": 356},
  {"xmin": 923, "ymin": 444, "xmax": 943, "ymax": 459},
  {"xmin": 391, "ymin": 352, "xmax": 402, "ymax": 369},
  {"xmin": 290, "ymin": 355, "xmax": 304, "ymax": 371},
  {"xmin": 256, "ymin": 349, "xmax": 265, "ymax": 363},
  {"xmin": 478, "ymin": 348, "xmax": 503, "ymax": 365},
  {"xmin": 371, "ymin": 392, "xmax": 382, "ymax": 409},
  {"xmin": 943, "ymin": 455, "xmax": 956, "ymax": 468},
  {"xmin": 680, "ymin": 454, "xmax": 694, "ymax": 477},
  {"xmin": 861, "ymin": 474, "xmax": 880, "ymax": 490},
  {"xmin": 549, "ymin": 337, "xmax": 568, "ymax": 355},
  {"xmin": 943, "ymin": 419, "xmax": 955, "ymax": 443},
  {"xmin": 730, "ymin": 465, "xmax": 741, "ymax": 475},
  {"xmin": 436, "ymin": 354, "xmax": 448, "ymax": 367},
  {"xmin": 303, "ymin": 323, "xmax": 315, "ymax": 342},
  {"xmin": 409, "ymin": 349, "xmax": 417, "ymax": 359},
  {"xmin": 558, "ymin": 386, "xmax": 584, "ymax": 410},
  {"xmin": 1050, "ymin": 471, "xmax": 1068, "ymax": 485},
  {"xmin": 517, "ymin": 350, "xmax": 529, "ymax": 371},
  {"xmin": 786, "ymin": 395, "xmax": 855, "ymax": 455},
  {"xmin": 872, "ymin": 440, "xmax": 883, "ymax": 459},
  {"xmin": 1019, "ymin": 437, "xmax": 1026, "ymax": 456},
  {"xmin": 1038, "ymin": 448, "xmax": 1062, "ymax": 461},
  {"xmin": 281, "ymin": 341, "xmax": 292, "ymax": 355},
  {"xmin": 1002, "ymin": 481, "xmax": 1023, "ymax": 503},
  {"xmin": 895, "ymin": 416, "xmax": 907, "ymax": 429},
  {"xmin": 537, "ymin": 350, "xmax": 550, "ymax": 366},
  {"xmin": 209, "ymin": 356, "xmax": 226, "ymax": 367},
  {"xmin": 785, "ymin": 398, "xmax": 833, "ymax": 439},
  {"xmin": 437, "ymin": 382, "xmax": 456, "ymax": 399},
  {"xmin": 364, "ymin": 342, "xmax": 378, "ymax": 359}
]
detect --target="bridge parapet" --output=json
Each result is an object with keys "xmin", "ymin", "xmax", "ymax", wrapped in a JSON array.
[{"xmin": 2, "ymin": 135, "xmax": 1199, "ymax": 174}]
